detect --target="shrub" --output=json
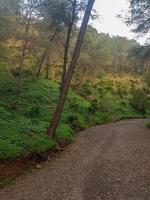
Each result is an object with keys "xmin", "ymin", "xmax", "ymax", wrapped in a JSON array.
[
  {"xmin": 99, "ymin": 79, "xmax": 114, "ymax": 92},
  {"xmin": 66, "ymin": 113, "xmax": 88, "ymax": 130},
  {"xmin": 0, "ymin": 106, "xmax": 11, "ymax": 119},
  {"xmin": 97, "ymin": 70, "xmax": 107, "ymax": 79},
  {"xmin": 147, "ymin": 122, "xmax": 150, "ymax": 129},
  {"xmin": 11, "ymin": 67, "xmax": 32, "ymax": 77},
  {"xmin": 131, "ymin": 88, "xmax": 149, "ymax": 113},
  {"xmin": 116, "ymin": 81, "xmax": 130, "ymax": 98},
  {"xmin": 144, "ymin": 72, "xmax": 150, "ymax": 88},
  {"xmin": 78, "ymin": 82, "xmax": 95, "ymax": 97},
  {"xmin": 98, "ymin": 93, "xmax": 119, "ymax": 113},
  {"xmin": 25, "ymin": 105, "xmax": 41, "ymax": 118},
  {"xmin": 56, "ymin": 123, "xmax": 75, "ymax": 142},
  {"xmin": 0, "ymin": 139, "xmax": 23, "ymax": 159}
]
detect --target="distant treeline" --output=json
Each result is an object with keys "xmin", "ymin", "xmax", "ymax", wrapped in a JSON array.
[{"xmin": 0, "ymin": 0, "xmax": 149, "ymax": 82}]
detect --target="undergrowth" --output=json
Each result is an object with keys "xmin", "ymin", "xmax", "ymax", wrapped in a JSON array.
[{"xmin": 0, "ymin": 72, "xmax": 150, "ymax": 159}]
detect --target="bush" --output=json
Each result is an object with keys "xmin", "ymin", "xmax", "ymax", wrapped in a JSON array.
[
  {"xmin": 131, "ymin": 88, "xmax": 149, "ymax": 113},
  {"xmin": 144, "ymin": 72, "xmax": 150, "ymax": 88},
  {"xmin": 78, "ymin": 82, "xmax": 95, "ymax": 97},
  {"xmin": 116, "ymin": 81, "xmax": 130, "ymax": 98},
  {"xmin": 147, "ymin": 122, "xmax": 150, "ymax": 129},
  {"xmin": 56, "ymin": 123, "xmax": 75, "ymax": 142},
  {"xmin": 25, "ymin": 105, "xmax": 41, "ymax": 118},
  {"xmin": 0, "ymin": 139, "xmax": 23, "ymax": 159},
  {"xmin": 65, "ymin": 113, "xmax": 88, "ymax": 130},
  {"xmin": 99, "ymin": 79, "xmax": 114, "ymax": 92},
  {"xmin": 98, "ymin": 93, "xmax": 120, "ymax": 113},
  {"xmin": 0, "ymin": 72, "xmax": 149, "ymax": 160},
  {"xmin": 11, "ymin": 67, "xmax": 32, "ymax": 77},
  {"xmin": 97, "ymin": 70, "xmax": 107, "ymax": 79}
]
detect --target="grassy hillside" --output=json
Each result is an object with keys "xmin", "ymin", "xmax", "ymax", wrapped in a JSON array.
[{"xmin": 0, "ymin": 72, "xmax": 149, "ymax": 160}]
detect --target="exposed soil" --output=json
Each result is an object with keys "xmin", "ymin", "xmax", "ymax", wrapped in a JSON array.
[
  {"xmin": 0, "ymin": 151, "xmax": 52, "ymax": 179},
  {"xmin": 0, "ymin": 141, "xmax": 69, "ymax": 179},
  {"xmin": 0, "ymin": 119, "xmax": 150, "ymax": 200}
]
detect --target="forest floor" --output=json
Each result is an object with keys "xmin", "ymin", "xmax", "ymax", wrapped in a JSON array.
[{"xmin": 0, "ymin": 119, "xmax": 150, "ymax": 200}]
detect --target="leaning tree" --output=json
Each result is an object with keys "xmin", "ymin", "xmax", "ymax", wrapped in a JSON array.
[{"xmin": 47, "ymin": 0, "xmax": 96, "ymax": 138}]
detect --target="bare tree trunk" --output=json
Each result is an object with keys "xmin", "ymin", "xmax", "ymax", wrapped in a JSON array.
[
  {"xmin": 17, "ymin": 18, "xmax": 30, "ymax": 94},
  {"xmin": 47, "ymin": 0, "xmax": 95, "ymax": 138},
  {"xmin": 60, "ymin": 0, "xmax": 77, "ymax": 91},
  {"xmin": 35, "ymin": 47, "xmax": 48, "ymax": 78},
  {"xmin": 35, "ymin": 30, "xmax": 57, "ymax": 77},
  {"xmin": 17, "ymin": 41, "xmax": 27, "ymax": 93},
  {"xmin": 45, "ymin": 52, "xmax": 50, "ymax": 79},
  {"xmin": 74, "ymin": 66, "xmax": 87, "ymax": 92}
]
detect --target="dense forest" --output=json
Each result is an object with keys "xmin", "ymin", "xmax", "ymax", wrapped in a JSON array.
[{"xmin": 0, "ymin": 0, "xmax": 150, "ymax": 166}]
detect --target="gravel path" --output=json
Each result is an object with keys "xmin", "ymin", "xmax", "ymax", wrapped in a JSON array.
[{"xmin": 0, "ymin": 119, "xmax": 150, "ymax": 200}]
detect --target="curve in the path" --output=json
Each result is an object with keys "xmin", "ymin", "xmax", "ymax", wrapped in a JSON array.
[{"xmin": 0, "ymin": 119, "xmax": 150, "ymax": 200}]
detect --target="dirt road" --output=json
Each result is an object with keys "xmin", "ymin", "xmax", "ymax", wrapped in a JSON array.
[{"xmin": 0, "ymin": 119, "xmax": 150, "ymax": 200}]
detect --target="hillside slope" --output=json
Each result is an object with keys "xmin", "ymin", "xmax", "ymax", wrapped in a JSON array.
[{"xmin": 0, "ymin": 72, "xmax": 149, "ymax": 160}]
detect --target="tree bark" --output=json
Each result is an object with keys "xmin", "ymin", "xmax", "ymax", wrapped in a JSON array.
[
  {"xmin": 60, "ymin": 0, "xmax": 77, "ymax": 91},
  {"xmin": 35, "ymin": 30, "xmax": 57, "ymax": 77},
  {"xmin": 35, "ymin": 47, "xmax": 48, "ymax": 78},
  {"xmin": 45, "ymin": 52, "xmax": 50, "ymax": 79},
  {"xmin": 47, "ymin": 0, "xmax": 95, "ymax": 138},
  {"xmin": 17, "ymin": 18, "xmax": 30, "ymax": 94}
]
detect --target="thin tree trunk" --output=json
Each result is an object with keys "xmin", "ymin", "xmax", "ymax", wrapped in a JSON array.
[
  {"xmin": 75, "ymin": 67, "xmax": 87, "ymax": 92},
  {"xmin": 35, "ymin": 30, "xmax": 57, "ymax": 77},
  {"xmin": 35, "ymin": 47, "xmax": 48, "ymax": 77},
  {"xmin": 17, "ymin": 41, "xmax": 28, "ymax": 93},
  {"xmin": 47, "ymin": 0, "xmax": 95, "ymax": 138},
  {"xmin": 56, "ymin": 34, "xmax": 65, "ymax": 47},
  {"xmin": 17, "ymin": 18, "xmax": 30, "ymax": 94},
  {"xmin": 45, "ymin": 52, "xmax": 50, "ymax": 79},
  {"xmin": 60, "ymin": 0, "xmax": 77, "ymax": 91}
]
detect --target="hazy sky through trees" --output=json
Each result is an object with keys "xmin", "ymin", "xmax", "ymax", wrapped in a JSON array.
[{"xmin": 93, "ymin": 0, "xmax": 147, "ymax": 44}]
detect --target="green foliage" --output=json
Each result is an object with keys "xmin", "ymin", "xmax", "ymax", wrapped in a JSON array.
[
  {"xmin": 0, "ymin": 0, "xmax": 149, "ymax": 163},
  {"xmin": 126, "ymin": 0, "xmax": 150, "ymax": 36},
  {"xmin": 56, "ymin": 123, "xmax": 75, "ymax": 142},
  {"xmin": 147, "ymin": 122, "xmax": 150, "ymax": 129},
  {"xmin": 11, "ymin": 67, "xmax": 32, "ymax": 78},
  {"xmin": 78, "ymin": 75, "xmax": 147, "ymax": 120},
  {"xmin": 131, "ymin": 88, "xmax": 149, "ymax": 113},
  {"xmin": 0, "ymin": 74, "xmax": 94, "ymax": 159},
  {"xmin": 0, "ymin": 139, "xmax": 23, "ymax": 159},
  {"xmin": 98, "ymin": 93, "xmax": 119, "ymax": 113},
  {"xmin": 65, "ymin": 113, "xmax": 88, "ymax": 130},
  {"xmin": 116, "ymin": 81, "xmax": 131, "ymax": 98},
  {"xmin": 144, "ymin": 72, "xmax": 150, "ymax": 88},
  {"xmin": 78, "ymin": 82, "xmax": 95, "ymax": 97},
  {"xmin": 0, "ymin": 73, "xmax": 149, "ymax": 160},
  {"xmin": 0, "ymin": 176, "xmax": 16, "ymax": 189}
]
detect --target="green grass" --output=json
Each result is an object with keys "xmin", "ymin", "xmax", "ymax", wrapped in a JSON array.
[
  {"xmin": 0, "ymin": 73, "xmax": 94, "ymax": 159},
  {"xmin": 0, "ymin": 72, "xmax": 149, "ymax": 160}
]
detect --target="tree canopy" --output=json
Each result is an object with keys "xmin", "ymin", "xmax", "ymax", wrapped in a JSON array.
[{"xmin": 126, "ymin": 0, "xmax": 150, "ymax": 39}]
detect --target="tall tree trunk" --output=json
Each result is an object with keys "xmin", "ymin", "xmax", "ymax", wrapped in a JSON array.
[
  {"xmin": 47, "ymin": 0, "xmax": 95, "ymax": 138},
  {"xmin": 35, "ymin": 30, "xmax": 57, "ymax": 77},
  {"xmin": 35, "ymin": 47, "xmax": 48, "ymax": 78},
  {"xmin": 45, "ymin": 52, "xmax": 50, "ymax": 79},
  {"xmin": 61, "ymin": 0, "xmax": 77, "ymax": 91},
  {"xmin": 17, "ymin": 40, "xmax": 28, "ymax": 93},
  {"xmin": 17, "ymin": 18, "xmax": 30, "ymax": 94}
]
